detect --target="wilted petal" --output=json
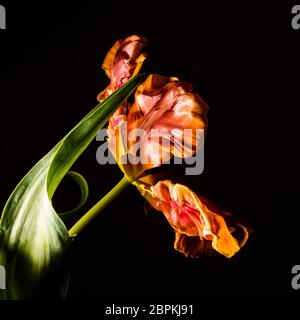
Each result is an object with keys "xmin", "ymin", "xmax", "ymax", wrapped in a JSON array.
[
  {"xmin": 145, "ymin": 180, "xmax": 199, "ymax": 235},
  {"xmin": 97, "ymin": 35, "xmax": 147, "ymax": 102},
  {"xmin": 134, "ymin": 74, "xmax": 175, "ymax": 115},
  {"xmin": 128, "ymin": 74, "xmax": 207, "ymax": 132},
  {"xmin": 141, "ymin": 180, "xmax": 249, "ymax": 258},
  {"xmin": 114, "ymin": 74, "xmax": 208, "ymax": 180}
]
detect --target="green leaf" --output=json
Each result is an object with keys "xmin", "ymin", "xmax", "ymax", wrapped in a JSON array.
[
  {"xmin": 0, "ymin": 74, "xmax": 145, "ymax": 299},
  {"xmin": 58, "ymin": 171, "xmax": 89, "ymax": 219}
]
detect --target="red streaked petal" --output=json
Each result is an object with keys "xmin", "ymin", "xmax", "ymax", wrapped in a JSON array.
[
  {"xmin": 97, "ymin": 35, "xmax": 147, "ymax": 102},
  {"xmin": 141, "ymin": 180, "xmax": 249, "ymax": 258},
  {"xmin": 124, "ymin": 75, "xmax": 208, "ymax": 177}
]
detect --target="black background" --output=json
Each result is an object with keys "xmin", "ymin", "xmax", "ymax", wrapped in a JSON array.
[{"xmin": 0, "ymin": 0, "xmax": 299, "ymax": 304}]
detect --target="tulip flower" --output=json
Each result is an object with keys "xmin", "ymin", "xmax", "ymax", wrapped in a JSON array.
[
  {"xmin": 97, "ymin": 34, "xmax": 147, "ymax": 102},
  {"xmin": 69, "ymin": 35, "xmax": 250, "ymax": 261},
  {"xmin": 106, "ymin": 74, "xmax": 208, "ymax": 181},
  {"xmin": 140, "ymin": 180, "xmax": 249, "ymax": 258}
]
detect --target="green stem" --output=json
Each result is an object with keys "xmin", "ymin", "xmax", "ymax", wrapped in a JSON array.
[{"xmin": 68, "ymin": 175, "xmax": 131, "ymax": 237}]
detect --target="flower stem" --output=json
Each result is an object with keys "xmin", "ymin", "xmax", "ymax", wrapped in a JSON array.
[{"xmin": 68, "ymin": 175, "xmax": 131, "ymax": 237}]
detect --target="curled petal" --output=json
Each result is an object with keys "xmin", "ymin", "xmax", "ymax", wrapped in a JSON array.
[
  {"xmin": 118, "ymin": 74, "xmax": 209, "ymax": 179},
  {"xmin": 134, "ymin": 74, "xmax": 177, "ymax": 115},
  {"xmin": 127, "ymin": 74, "xmax": 207, "ymax": 133},
  {"xmin": 97, "ymin": 35, "xmax": 147, "ymax": 102},
  {"xmin": 141, "ymin": 180, "xmax": 249, "ymax": 258}
]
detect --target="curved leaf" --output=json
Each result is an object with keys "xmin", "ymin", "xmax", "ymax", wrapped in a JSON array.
[
  {"xmin": 0, "ymin": 74, "xmax": 145, "ymax": 299},
  {"xmin": 58, "ymin": 171, "xmax": 89, "ymax": 219}
]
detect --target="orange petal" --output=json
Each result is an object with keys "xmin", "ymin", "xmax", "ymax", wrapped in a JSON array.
[
  {"xmin": 174, "ymin": 232, "xmax": 214, "ymax": 258},
  {"xmin": 141, "ymin": 180, "xmax": 249, "ymax": 258},
  {"xmin": 124, "ymin": 75, "xmax": 208, "ymax": 176},
  {"xmin": 102, "ymin": 39, "xmax": 121, "ymax": 79},
  {"xmin": 97, "ymin": 35, "xmax": 147, "ymax": 102}
]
